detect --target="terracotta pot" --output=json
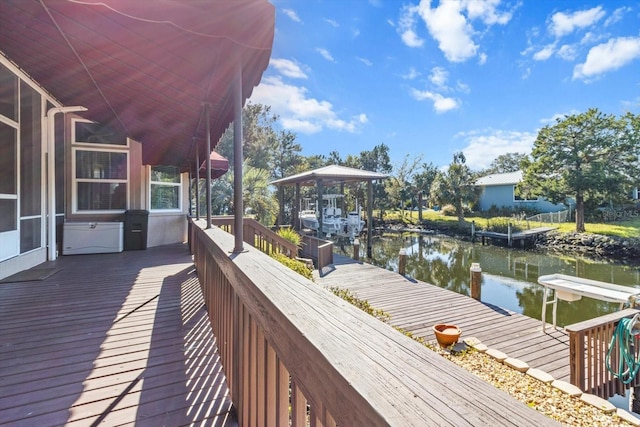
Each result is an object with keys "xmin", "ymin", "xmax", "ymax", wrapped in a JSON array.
[{"xmin": 432, "ymin": 324, "xmax": 462, "ymax": 348}]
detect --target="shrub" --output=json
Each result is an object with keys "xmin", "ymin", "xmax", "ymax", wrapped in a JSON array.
[
  {"xmin": 330, "ymin": 287, "xmax": 391, "ymax": 323},
  {"xmin": 440, "ymin": 204, "xmax": 457, "ymax": 216},
  {"xmin": 270, "ymin": 252, "xmax": 313, "ymax": 281},
  {"xmin": 277, "ymin": 227, "xmax": 301, "ymax": 247}
]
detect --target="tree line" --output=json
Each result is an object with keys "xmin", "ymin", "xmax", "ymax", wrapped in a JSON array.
[{"xmin": 195, "ymin": 104, "xmax": 640, "ymax": 233}]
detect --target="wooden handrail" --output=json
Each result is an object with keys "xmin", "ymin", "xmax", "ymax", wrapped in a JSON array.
[
  {"xmin": 300, "ymin": 234, "xmax": 334, "ymax": 272},
  {"xmin": 211, "ymin": 215, "xmax": 298, "ymax": 258},
  {"xmin": 190, "ymin": 218, "xmax": 557, "ymax": 426},
  {"xmin": 565, "ymin": 308, "xmax": 640, "ymax": 398}
]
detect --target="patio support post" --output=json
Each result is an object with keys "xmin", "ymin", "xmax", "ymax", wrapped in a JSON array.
[
  {"xmin": 317, "ymin": 179, "xmax": 324, "ymax": 238},
  {"xmin": 194, "ymin": 138, "xmax": 200, "ymax": 220},
  {"xmin": 46, "ymin": 105, "xmax": 87, "ymax": 261},
  {"xmin": 294, "ymin": 183, "xmax": 300, "ymax": 231},
  {"xmin": 233, "ymin": 64, "xmax": 244, "ymax": 253},
  {"xmin": 204, "ymin": 104, "xmax": 212, "ymax": 229},
  {"xmin": 340, "ymin": 182, "xmax": 345, "ymax": 213},
  {"xmin": 367, "ymin": 180, "xmax": 373, "ymax": 258}
]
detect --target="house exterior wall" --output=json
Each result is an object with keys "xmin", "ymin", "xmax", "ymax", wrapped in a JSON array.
[
  {"xmin": 479, "ymin": 184, "xmax": 566, "ymax": 213},
  {"xmin": 145, "ymin": 173, "xmax": 189, "ymax": 248},
  {"xmin": 0, "ymin": 51, "xmax": 188, "ymax": 280}
]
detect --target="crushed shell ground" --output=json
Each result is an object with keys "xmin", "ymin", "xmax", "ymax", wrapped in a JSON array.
[{"xmin": 440, "ymin": 347, "xmax": 635, "ymax": 426}]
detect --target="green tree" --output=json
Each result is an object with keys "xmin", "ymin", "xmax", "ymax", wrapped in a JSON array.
[
  {"xmin": 521, "ymin": 109, "xmax": 640, "ymax": 232},
  {"xmin": 385, "ymin": 154, "xmax": 423, "ymax": 216},
  {"xmin": 413, "ymin": 162, "xmax": 439, "ymax": 219},
  {"xmin": 243, "ymin": 163, "xmax": 278, "ymax": 225},
  {"xmin": 359, "ymin": 144, "xmax": 392, "ymax": 217},
  {"xmin": 430, "ymin": 152, "xmax": 480, "ymax": 224},
  {"xmin": 479, "ymin": 152, "xmax": 528, "ymax": 176},
  {"xmin": 272, "ymin": 130, "xmax": 303, "ymax": 225}
]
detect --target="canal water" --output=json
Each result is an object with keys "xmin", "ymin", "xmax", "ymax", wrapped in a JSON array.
[{"xmin": 335, "ymin": 233, "xmax": 640, "ymax": 328}]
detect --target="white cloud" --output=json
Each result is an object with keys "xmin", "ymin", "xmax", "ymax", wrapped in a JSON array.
[
  {"xmin": 352, "ymin": 29, "xmax": 361, "ymax": 38},
  {"xmin": 463, "ymin": 0, "xmax": 514, "ymax": 25},
  {"xmin": 399, "ymin": 0, "xmax": 512, "ymax": 63},
  {"xmin": 357, "ymin": 57, "xmax": 373, "ymax": 66},
  {"xmin": 316, "ymin": 48, "xmax": 335, "ymax": 62},
  {"xmin": 417, "ymin": 0, "xmax": 478, "ymax": 62},
  {"xmin": 429, "ymin": 67, "xmax": 449, "ymax": 88},
  {"xmin": 478, "ymin": 52, "xmax": 488, "ymax": 65},
  {"xmin": 324, "ymin": 18, "xmax": 339, "ymax": 27},
  {"xmin": 533, "ymin": 44, "xmax": 555, "ymax": 61},
  {"xmin": 249, "ymin": 76, "xmax": 367, "ymax": 134},
  {"xmin": 573, "ymin": 36, "xmax": 640, "ymax": 80},
  {"xmin": 457, "ymin": 130, "xmax": 536, "ymax": 170},
  {"xmin": 402, "ymin": 67, "xmax": 421, "ymax": 80},
  {"xmin": 456, "ymin": 81, "xmax": 470, "ymax": 93},
  {"xmin": 539, "ymin": 110, "xmax": 580, "ymax": 125},
  {"xmin": 269, "ymin": 58, "xmax": 307, "ymax": 79},
  {"xmin": 282, "ymin": 8, "xmax": 302, "ymax": 23},
  {"xmin": 604, "ymin": 6, "xmax": 632, "ymax": 27},
  {"xmin": 411, "ymin": 89, "xmax": 460, "ymax": 113},
  {"xmin": 398, "ymin": 4, "xmax": 424, "ymax": 48},
  {"xmin": 549, "ymin": 7, "xmax": 605, "ymax": 38},
  {"xmin": 557, "ymin": 44, "xmax": 577, "ymax": 61}
]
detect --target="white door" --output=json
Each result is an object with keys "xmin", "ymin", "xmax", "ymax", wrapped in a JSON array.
[{"xmin": 0, "ymin": 122, "xmax": 19, "ymax": 261}]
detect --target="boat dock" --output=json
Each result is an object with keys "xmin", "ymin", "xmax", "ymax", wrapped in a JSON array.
[
  {"xmin": 474, "ymin": 226, "xmax": 556, "ymax": 247},
  {"xmin": 315, "ymin": 254, "xmax": 571, "ymax": 381}
]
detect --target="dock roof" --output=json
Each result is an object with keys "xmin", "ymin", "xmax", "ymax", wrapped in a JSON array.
[{"xmin": 270, "ymin": 165, "xmax": 387, "ymax": 187}]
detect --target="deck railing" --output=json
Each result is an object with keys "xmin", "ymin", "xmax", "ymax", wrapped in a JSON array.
[
  {"xmin": 189, "ymin": 218, "xmax": 557, "ymax": 426},
  {"xmin": 300, "ymin": 234, "xmax": 334, "ymax": 272},
  {"xmin": 211, "ymin": 216, "xmax": 298, "ymax": 258},
  {"xmin": 565, "ymin": 308, "xmax": 640, "ymax": 399}
]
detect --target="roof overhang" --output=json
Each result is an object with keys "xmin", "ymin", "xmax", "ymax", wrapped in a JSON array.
[{"xmin": 0, "ymin": 0, "xmax": 274, "ymax": 169}]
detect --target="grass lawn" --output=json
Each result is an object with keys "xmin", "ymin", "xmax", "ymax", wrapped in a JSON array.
[{"xmin": 384, "ymin": 209, "xmax": 640, "ymax": 239}]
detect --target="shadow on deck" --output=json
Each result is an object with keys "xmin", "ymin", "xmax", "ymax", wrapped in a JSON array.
[{"xmin": 0, "ymin": 244, "xmax": 235, "ymax": 426}]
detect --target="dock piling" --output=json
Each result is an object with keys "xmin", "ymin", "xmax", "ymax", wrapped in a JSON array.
[
  {"xmin": 470, "ymin": 263, "xmax": 482, "ymax": 300},
  {"xmin": 353, "ymin": 238, "xmax": 360, "ymax": 261},
  {"xmin": 399, "ymin": 249, "xmax": 407, "ymax": 276}
]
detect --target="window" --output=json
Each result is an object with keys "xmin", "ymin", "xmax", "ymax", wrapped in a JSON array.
[
  {"xmin": 150, "ymin": 166, "xmax": 181, "ymax": 211},
  {"xmin": 73, "ymin": 119, "xmax": 127, "ymax": 146},
  {"xmin": 73, "ymin": 149, "xmax": 128, "ymax": 212},
  {"xmin": 514, "ymin": 185, "xmax": 538, "ymax": 202}
]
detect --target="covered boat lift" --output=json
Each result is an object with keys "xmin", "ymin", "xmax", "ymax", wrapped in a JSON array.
[{"xmin": 270, "ymin": 165, "xmax": 387, "ymax": 258}]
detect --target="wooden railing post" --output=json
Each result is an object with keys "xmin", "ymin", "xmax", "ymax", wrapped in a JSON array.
[{"xmin": 568, "ymin": 330, "xmax": 585, "ymax": 390}]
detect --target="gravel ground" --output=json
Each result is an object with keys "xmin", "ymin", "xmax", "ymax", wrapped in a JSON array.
[{"xmin": 440, "ymin": 347, "xmax": 634, "ymax": 426}]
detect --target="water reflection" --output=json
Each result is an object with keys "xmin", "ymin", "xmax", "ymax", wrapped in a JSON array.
[{"xmin": 336, "ymin": 233, "xmax": 640, "ymax": 327}]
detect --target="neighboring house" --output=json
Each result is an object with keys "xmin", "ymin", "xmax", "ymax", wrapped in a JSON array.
[
  {"xmin": 0, "ymin": 1, "xmax": 274, "ymax": 280},
  {"xmin": 475, "ymin": 171, "xmax": 566, "ymax": 213}
]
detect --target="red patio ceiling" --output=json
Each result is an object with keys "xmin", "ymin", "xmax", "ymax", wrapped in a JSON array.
[{"xmin": 0, "ymin": 0, "xmax": 274, "ymax": 169}]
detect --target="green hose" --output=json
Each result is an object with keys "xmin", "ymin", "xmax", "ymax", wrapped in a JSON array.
[{"xmin": 606, "ymin": 314, "xmax": 640, "ymax": 385}]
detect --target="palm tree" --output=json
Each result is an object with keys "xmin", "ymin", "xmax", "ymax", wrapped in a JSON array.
[{"xmin": 430, "ymin": 152, "xmax": 480, "ymax": 224}]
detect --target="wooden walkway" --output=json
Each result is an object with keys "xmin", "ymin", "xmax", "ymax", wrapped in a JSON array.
[
  {"xmin": 475, "ymin": 226, "xmax": 556, "ymax": 247},
  {"xmin": 316, "ymin": 254, "xmax": 570, "ymax": 381},
  {"xmin": 0, "ymin": 244, "xmax": 235, "ymax": 426}
]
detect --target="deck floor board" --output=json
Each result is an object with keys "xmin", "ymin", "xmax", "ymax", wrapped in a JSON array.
[
  {"xmin": 316, "ymin": 254, "xmax": 570, "ymax": 382},
  {"xmin": 0, "ymin": 244, "xmax": 236, "ymax": 427}
]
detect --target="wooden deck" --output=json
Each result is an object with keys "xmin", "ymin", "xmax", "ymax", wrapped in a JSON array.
[
  {"xmin": 0, "ymin": 244, "xmax": 235, "ymax": 426},
  {"xmin": 316, "ymin": 254, "xmax": 571, "ymax": 381}
]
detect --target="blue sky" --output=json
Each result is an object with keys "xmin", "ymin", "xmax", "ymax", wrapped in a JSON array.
[{"xmin": 249, "ymin": 1, "xmax": 640, "ymax": 171}]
